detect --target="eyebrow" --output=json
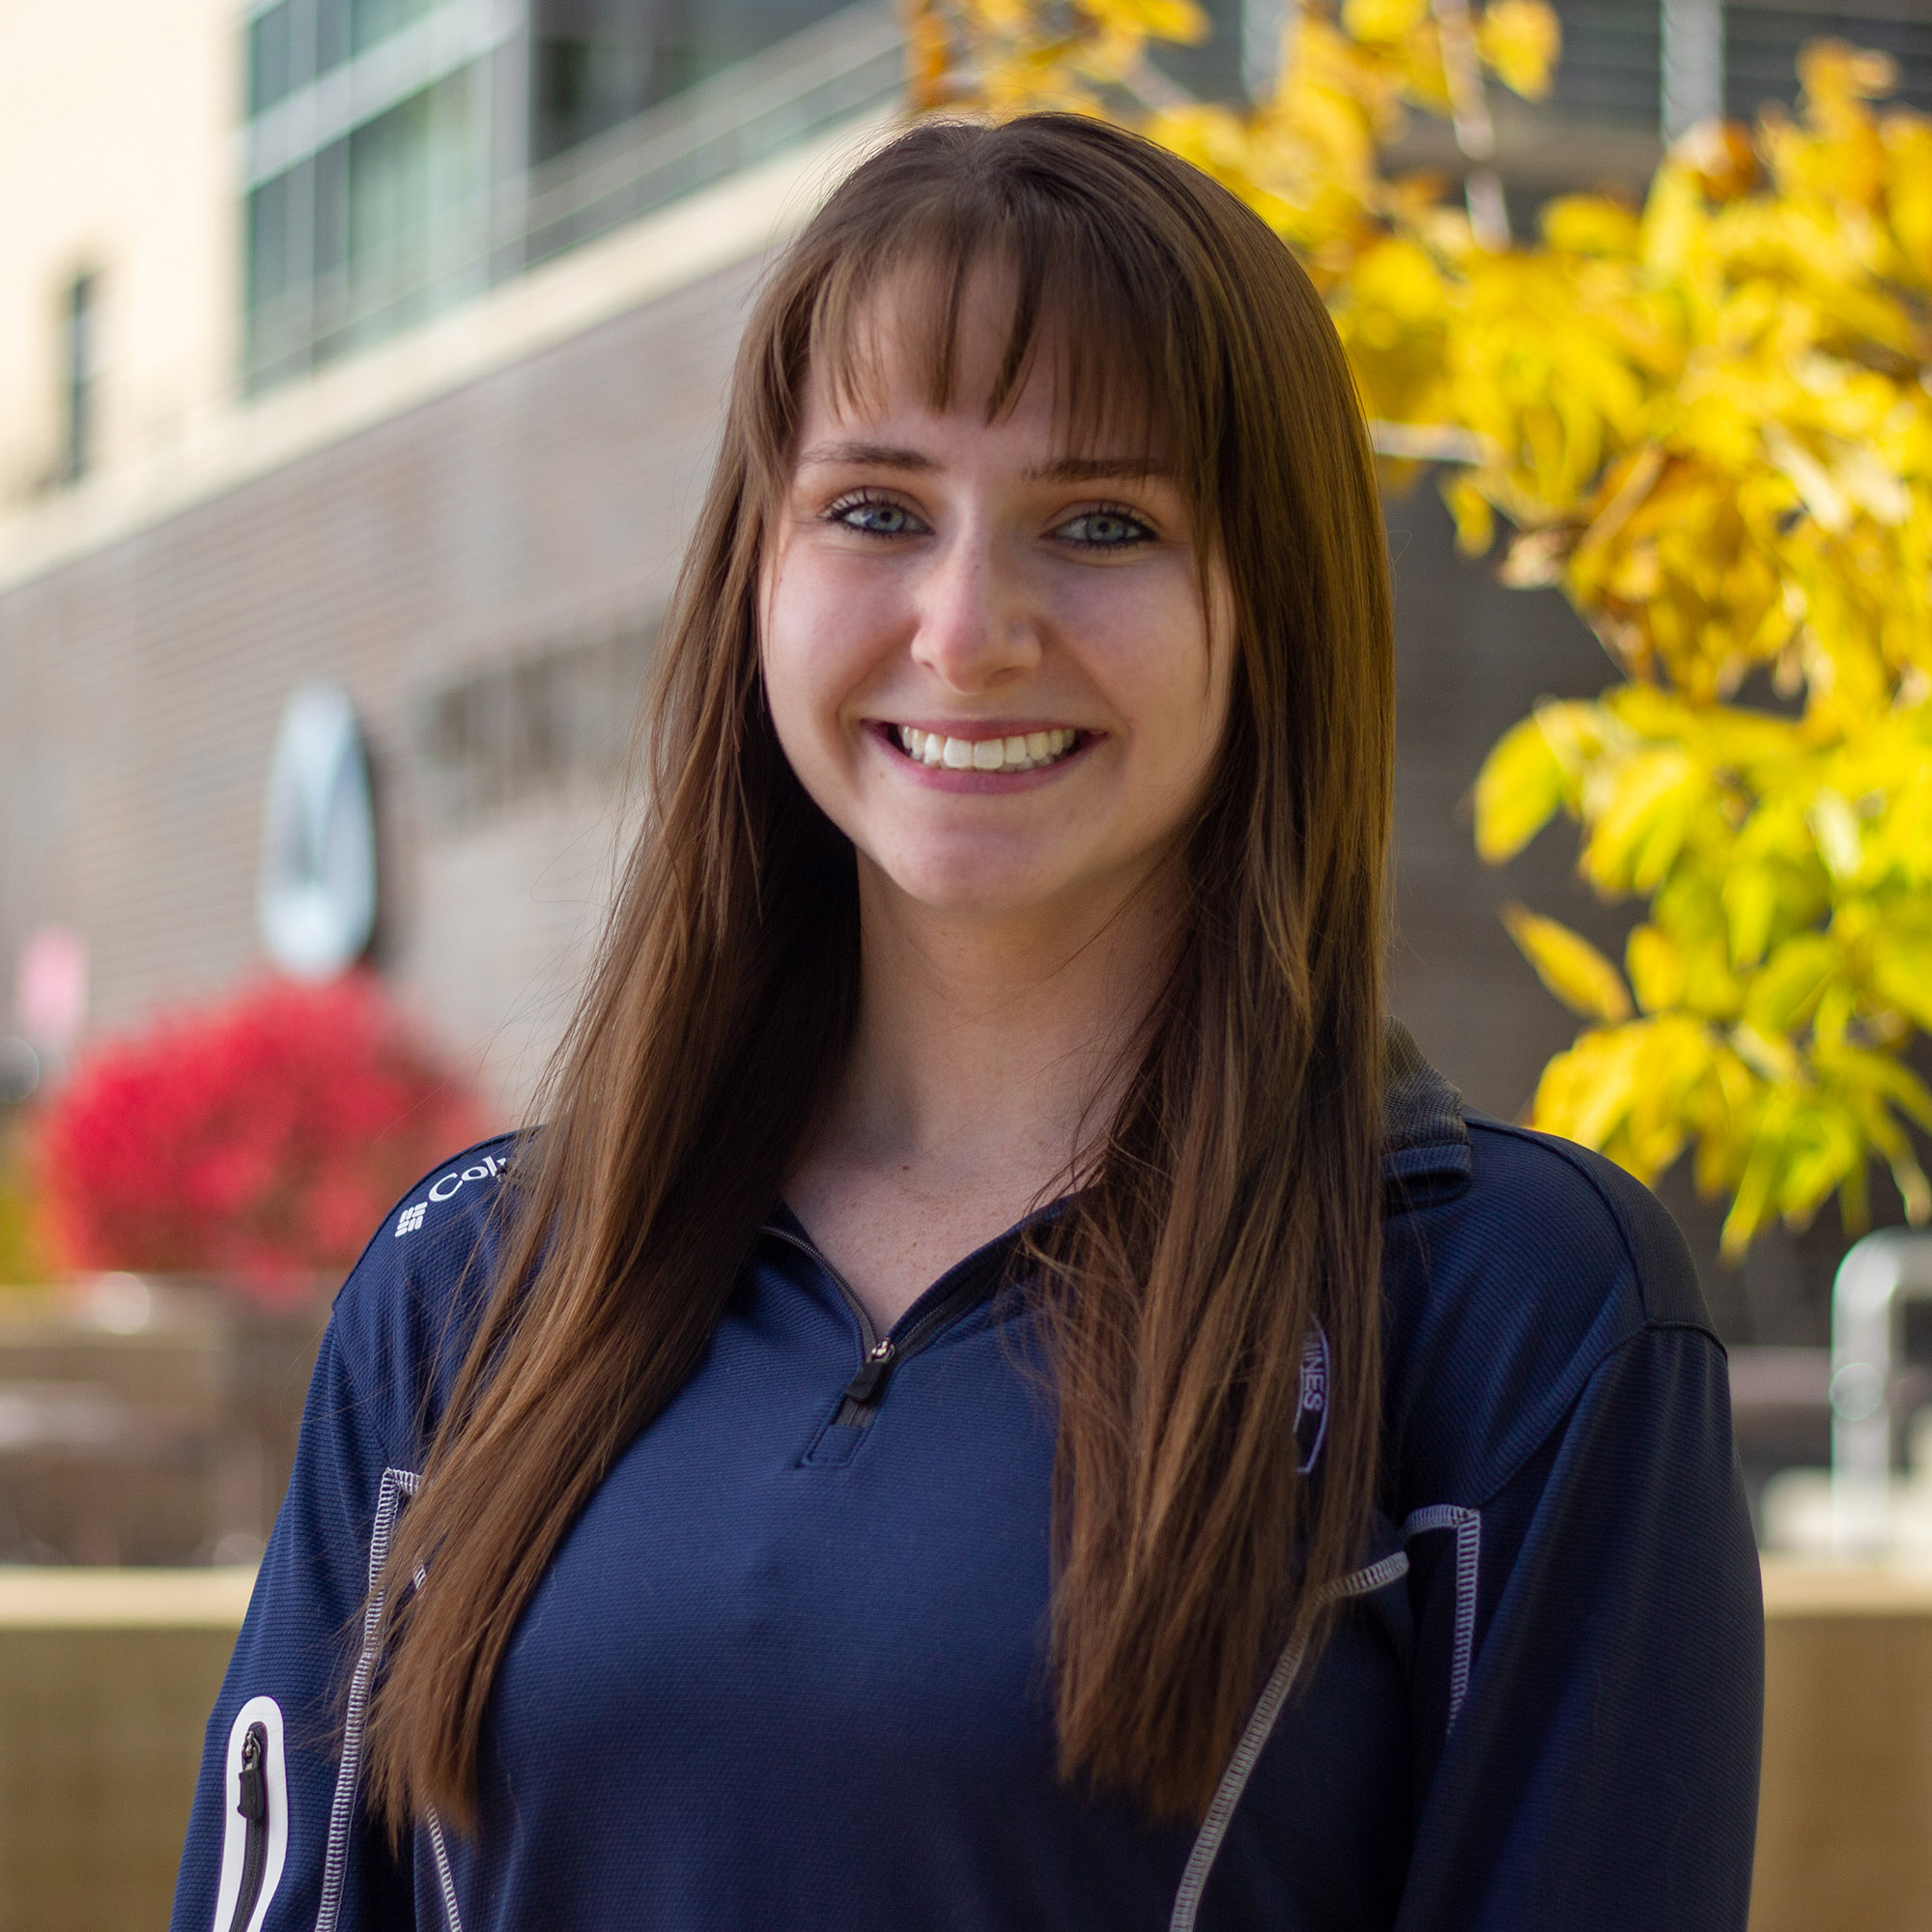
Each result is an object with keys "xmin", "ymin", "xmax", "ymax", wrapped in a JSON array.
[
  {"xmin": 794, "ymin": 441, "xmax": 1170, "ymax": 483},
  {"xmin": 1027, "ymin": 455, "xmax": 1172, "ymax": 484},
  {"xmin": 796, "ymin": 440, "xmax": 937, "ymax": 472}
]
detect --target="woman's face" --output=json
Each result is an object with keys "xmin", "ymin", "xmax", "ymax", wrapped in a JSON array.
[{"xmin": 760, "ymin": 278, "xmax": 1235, "ymax": 929}]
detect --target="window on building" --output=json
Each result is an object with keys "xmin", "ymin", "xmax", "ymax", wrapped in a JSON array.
[
  {"xmin": 352, "ymin": 0, "xmax": 440, "ymax": 55},
  {"xmin": 248, "ymin": 0, "xmax": 368, "ymax": 116},
  {"xmin": 60, "ymin": 271, "xmax": 99, "ymax": 488},
  {"xmin": 241, "ymin": 0, "xmax": 908, "ymax": 390},
  {"xmin": 533, "ymin": 0, "xmax": 664, "ymax": 162}
]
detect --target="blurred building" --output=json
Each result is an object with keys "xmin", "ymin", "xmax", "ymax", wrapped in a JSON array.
[{"xmin": 1, "ymin": 0, "xmax": 1928, "ymax": 1340}]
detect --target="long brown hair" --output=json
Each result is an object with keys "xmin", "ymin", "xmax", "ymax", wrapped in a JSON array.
[{"xmin": 362, "ymin": 111, "xmax": 1394, "ymax": 1833}]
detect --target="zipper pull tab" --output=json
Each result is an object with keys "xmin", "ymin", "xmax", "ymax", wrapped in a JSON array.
[
  {"xmin": 237, "ymin": 1723, "xmax": 268, "ymax": 1823},
  {"xmin": 841, "ymin": 1338, "xmax": 895, "ymax": 1407}
]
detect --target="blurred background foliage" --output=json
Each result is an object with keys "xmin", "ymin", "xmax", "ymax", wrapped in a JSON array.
[
  {"xmin": 28, "ymin": 975, "xmax": 483, "ymax": 1305},
  {"xmin": 908, "ymin": 0, "xmax": 1932, "ymax": 1258},
  {"xmin": 0, "ymin": 1122, "xmax": 45, "ymax": 1286}
]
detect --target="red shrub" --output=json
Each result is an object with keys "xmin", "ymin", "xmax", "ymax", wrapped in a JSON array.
[{"xmin": 37, "ymin": 974, "xmax": 490, "ymax": 1304}]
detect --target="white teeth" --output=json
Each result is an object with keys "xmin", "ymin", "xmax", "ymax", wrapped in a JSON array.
[{"xmin": 895, "ymin": 724, "xmax": 1082, "ymax": 773}]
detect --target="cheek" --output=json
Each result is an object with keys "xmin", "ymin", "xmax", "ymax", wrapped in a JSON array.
[
  {"xmin": 762, "ymin": 557, "xmax": 838, "ymax": 725},
  {"xmin": 1084, "ymin": 578, "xmax": 1226, "ymax": 768},
  {"xmin": 760, "ymin": 554, "xmax": 888, "ymax": 801},
  {"xmin": 759, "ymin": 562, "xmax": 833, "ymax": 800}
]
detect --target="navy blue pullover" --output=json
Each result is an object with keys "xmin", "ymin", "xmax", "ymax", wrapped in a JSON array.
[{"xmin": 172, "ymin": 1034, "xmax": 1763, "ymax": 1932}]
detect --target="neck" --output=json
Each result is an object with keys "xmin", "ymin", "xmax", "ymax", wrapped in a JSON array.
[
  {"xmin": 842, "ymin": 859, "xmax": 1176, "ymax": 1185},
  {"xmin": 783, "ymin": 856, "xmax": 1179, "ymax": 1323}
]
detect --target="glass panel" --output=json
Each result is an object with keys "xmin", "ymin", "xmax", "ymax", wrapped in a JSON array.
[
  {"xmin": 533, "ymin": 0, "xmax": 668, "ymax": 158},
  {"xmin": 245, "ymin": 164, "xmax": 313, "ymax": 388},
  {"xmin": 660, "ymin": 0, "xmax": 850, "ymax": 86},
  {"xmin": 310, "ymin": 137, "xmax": 352, "ymax": 355},
  {"xmin": 61, "ymin": 273, "xmax": 99, "ymax": 485},
  {"xmin": 350, "ymin": 0, "xmax": 439, "ymax": 55},
  {"xmin": 346, "ymin": 70, "xmax": 478, "ymax": 338},
  {"xmin": 532, "ymin": 0, "xmax": 853, "ymax": 154},
  {"xmin": 318, "ymin": 0, "xmax": 352, "ymax": 75},
  {"xmin": 247, "ymin": 0, "xmax": 298, "ymax": 115},
  {"xmin": 246, "ymin": 171, "xmax": 296, "ymax": 313},
  {"xmin": 350, "ymin": 88, "xmax": 434, "ymax": 323},
  {"xmin": 313, "ymin": 137, "xmax": 351, "ymax": 280}
]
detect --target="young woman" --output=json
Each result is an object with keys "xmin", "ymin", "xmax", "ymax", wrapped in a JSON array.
[{"xmin": 174, "ymin": 114, "xmax": 1762, "ymax": 1932}]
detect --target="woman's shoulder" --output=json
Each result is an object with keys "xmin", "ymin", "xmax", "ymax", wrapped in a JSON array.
[
  {"xmin": 1380, "ymin": 1038, "xmax": 1720, "ymax": 1508},
  {"xmin": 323, "ymin": 1130, "xmax": 527, "ymax": 1462}
]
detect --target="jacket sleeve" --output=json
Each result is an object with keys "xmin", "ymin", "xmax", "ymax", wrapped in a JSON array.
[
  {"xmin": 1394, "ymin": 1321, "xmax": 1764, "ymax": 1931},
  {"xmin": 170, "ymin": 1319, "xmax": 417, "ymax": 1932}
]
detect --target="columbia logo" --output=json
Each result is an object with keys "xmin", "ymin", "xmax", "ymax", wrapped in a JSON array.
[{"xmin": 395, "ymin": 1202, "xmax": 427, "ymax": 1237}]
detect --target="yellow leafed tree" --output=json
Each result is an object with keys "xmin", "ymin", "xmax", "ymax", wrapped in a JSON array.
[{"xmin": 907, "ymin": 0, "xmax": 1932, "ymax": 1257}]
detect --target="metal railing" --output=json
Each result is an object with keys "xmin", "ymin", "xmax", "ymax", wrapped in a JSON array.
[{"xmin": 1829, "ymin": 1230, "xmax": 1932, "ymax": 1552}]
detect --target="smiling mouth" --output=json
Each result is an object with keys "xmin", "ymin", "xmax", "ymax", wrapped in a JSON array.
[{"xmin": 893, "ymin": 725, "xmax": 1084, "ymax": 773}]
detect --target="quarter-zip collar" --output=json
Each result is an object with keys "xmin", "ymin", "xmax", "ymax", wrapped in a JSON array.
[
  {"xmin": 765, "ymin": 1016, "xmax": 1468, "ymax": 1317},
  {"xmin": 1382, "ymin": 1017, "xmax": 1471, "ymax": 1208},
  {"xmin": 760, "ymin": 1200, "xmax": 1056, "ymax": 1424}
]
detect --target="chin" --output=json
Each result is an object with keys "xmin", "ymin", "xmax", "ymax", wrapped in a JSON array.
[{"xmin": 873, "ymin": 845, "xmax": 1077, "ymax": 920}]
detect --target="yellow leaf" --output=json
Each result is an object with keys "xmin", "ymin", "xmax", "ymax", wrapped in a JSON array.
[
  {"xmin": 1475, "ymin": 715, "xmax": 1569, "ymax": 862},
  {"xmin": 1475, "ymin": 0, "xmax": 1559, "ymax": 99},
  {"xmin": 1886, "ymin": 121, "xmax": 1932, "ymax": 278},
  {"xmin": 1541, "ymin": 194, "xmax": 1641, "ymax": 258},
  {"xmin": 1626, "ymin": 923, "xmax": 1685, "ymax": 1011},
  {"xmin": 1503, "ymin": 905, "xmax": 1634, "ymax": 1021},
  {"xmin": 1741, "ymin": 932, "xmax": 1837, "ymax": 1036},
  {"xmin": 1807, "ymin": 787, "xmax": 1863, "ymax": 880},
  {"xmin": 1075, "ymin": 0, "xmax": 1208, "ymax": 43},
  {"xmin": 1721, "ymin": 864, "xmax": 1779, "ymax": 970},
  {"xmin": 1444, "ymin": 476, "xmax": 1495, "ymax": 556},
  {"xmin": 1341, "ymin": 0, "xmax": 1430, "ymax": 43},
  {"xmin": 1774, "ymin": 1099, "xmax": 1861, "ymax": 1226},
  {"xmin": 1729, "ymin": 1021, "xmax": 1802, "ymax": 1084},
  {"xmin": 1581, "ymin": 749, "xmax": 1702, "ymax": 894},
  {"xmin": 1867, "ymin": 936, "xmax": 1932, "ymax": 1031}
]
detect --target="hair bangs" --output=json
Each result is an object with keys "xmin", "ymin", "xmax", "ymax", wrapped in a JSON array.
[{"xmin": 798, "ymin": 176, "xmax": 1194, "ymax": 495}]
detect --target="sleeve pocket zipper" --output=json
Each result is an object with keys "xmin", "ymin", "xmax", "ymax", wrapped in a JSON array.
[
  {"xmin": 228, "ymin": 1723, "xmax": 269, "ymax": 1932},
  {"xmin": 214, "ymin": 1698, "xmax": 287, "ymax": 1932}
]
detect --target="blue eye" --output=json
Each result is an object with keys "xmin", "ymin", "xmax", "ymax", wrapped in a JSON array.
[
  {"xmin": 831, "ymin": 496, "xmax": 926, "ymax": 536},
  {"xmin": 1058, "ymin": 507, "xmax": 1153, "ymax": 548}
]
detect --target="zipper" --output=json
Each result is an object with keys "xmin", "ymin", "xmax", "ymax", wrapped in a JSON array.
[
  {"xmin": 762, "ymin": 1223, "xmax": 1015, "ymax": 1426},
  {"xmin": 226, "ymin": 1719, "xmax": 270, "ymax": 1932}
]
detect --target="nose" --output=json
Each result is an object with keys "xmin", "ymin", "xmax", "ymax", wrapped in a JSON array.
[{"xmin": 909, "ymin": 525, "xmax": 1041, "ymax": 692}]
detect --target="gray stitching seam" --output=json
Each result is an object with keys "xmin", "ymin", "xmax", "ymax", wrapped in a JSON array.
[
  {"xmin": 1168, "ymin": 1549, "xmax": 1410, "ymax": 1932},
  {"xmin": 424, "ymin": 1810, "xmax": 465, "ymax": 1932},
  {"xmin": 314, "ymin": 1465, "xmax": 420, "ymax": 1932},
  {"xmin": 1401, "ymin": 1504, "xmax": 1480, "ymax": 1728}
]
